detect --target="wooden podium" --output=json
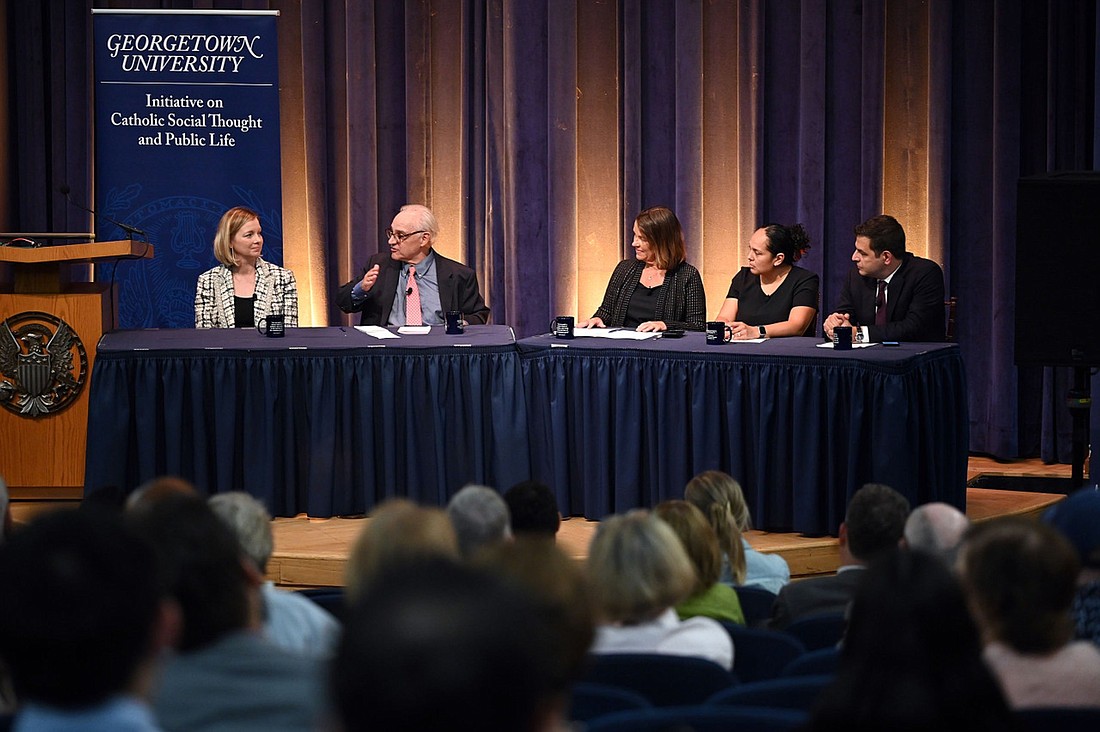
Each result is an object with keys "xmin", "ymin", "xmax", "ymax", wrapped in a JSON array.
[{"xmin": 0, "ymin": 239, "xmax": 153, "ymax": 498}]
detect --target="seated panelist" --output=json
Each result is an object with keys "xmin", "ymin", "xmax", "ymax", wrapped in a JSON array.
[
  {"xmin": 194, "ymin": 206, "xmax": 299, "ymax": 328},
  {"xmin": 716, "ymin": 223, "xmax": 819, "ymax": 339},
  {"xmin": 822, "ymin": 214, "xmax": 945, "ymax": 343},
  {"xmin": 578, "ymin": 206, "xmax": 705, "ymax": 332},
  {"xmin": 336, "ymin": 204, "xmax": 490, "ymax": 326}
]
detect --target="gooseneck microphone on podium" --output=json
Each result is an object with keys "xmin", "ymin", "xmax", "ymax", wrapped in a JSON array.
[{"xmin": 60, "ymin": 184, "xmax": 148, "ymax": 240}]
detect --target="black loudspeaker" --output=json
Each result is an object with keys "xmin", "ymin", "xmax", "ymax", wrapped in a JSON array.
[{"xmin": 1015, "ymin": 173, "xmax": 1100, "ymax": 366}]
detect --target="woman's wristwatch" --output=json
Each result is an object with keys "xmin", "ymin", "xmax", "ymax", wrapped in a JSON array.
[{"xmin": 758, "ymin": 325, "xmax": 767, "ymax": 338}]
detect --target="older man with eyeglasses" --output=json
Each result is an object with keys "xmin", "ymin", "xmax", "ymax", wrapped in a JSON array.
[{"xmin": 337, "ymin": 204, "xmax": 491, "ymax": 326}]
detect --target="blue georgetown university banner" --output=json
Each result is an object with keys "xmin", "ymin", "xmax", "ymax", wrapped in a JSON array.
[{"xmin": 92, "ymin": 10, "xmax": 282, "ymax": 328}]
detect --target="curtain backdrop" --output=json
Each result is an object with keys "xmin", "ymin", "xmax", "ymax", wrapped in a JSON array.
[{"xmin": 2, "ymin": 0, "xmax": 1096, "ymax": 463}]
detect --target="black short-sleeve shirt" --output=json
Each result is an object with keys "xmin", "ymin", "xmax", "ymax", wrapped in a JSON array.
[{"xmin": 725, "ymin": 265, "xmax": 819, "ymax": 334}]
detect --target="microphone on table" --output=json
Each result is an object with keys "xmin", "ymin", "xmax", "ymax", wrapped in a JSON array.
[{"xmin": 59, "ymin": 184, "xmax": 148, "ymax": 240}]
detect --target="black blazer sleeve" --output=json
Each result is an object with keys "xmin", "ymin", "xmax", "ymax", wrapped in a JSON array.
[
  {"xmin": 866, "ymin": 256, "xmax": 945, "ymax": 343},
  {"xmin": 335, "ymin": 253, "xmax": 399, "ymax": 326},
  {"xmin": 437, "ymin": 254, "xmax": 491, "ymax": 324}
]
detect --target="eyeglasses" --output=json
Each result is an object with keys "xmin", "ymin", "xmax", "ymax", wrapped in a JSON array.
[{"xmin": 386, "ymin": 228, "xmax": 427, "ymax": 242}]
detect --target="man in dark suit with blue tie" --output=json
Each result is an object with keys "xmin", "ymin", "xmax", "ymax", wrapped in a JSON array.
[{"xmin": 823, "ymin": 215, "xmax": 945, "ymax": 343}]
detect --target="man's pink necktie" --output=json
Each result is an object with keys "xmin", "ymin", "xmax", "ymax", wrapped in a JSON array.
[{"xmin": 405, "ymin": 266, "xmax": 423, "ymax": 326}]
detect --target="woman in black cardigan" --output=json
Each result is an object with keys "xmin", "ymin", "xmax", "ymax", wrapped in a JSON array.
[{"xmin": 578, "ymin": 206, "xmax": 706, "ymax": 332}]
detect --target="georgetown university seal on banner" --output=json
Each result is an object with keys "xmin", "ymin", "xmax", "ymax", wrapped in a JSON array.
[{"xmin": 0, "ymin": 312, "xmax": 88, "ymax": 417}]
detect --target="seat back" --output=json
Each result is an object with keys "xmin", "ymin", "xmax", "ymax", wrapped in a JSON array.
[
  {"xmin": 296, "ymin": 587, "xmax": 346, "ymax": 621},
  {"xmin": 707, "ymin": 674, "xmax": 832, "ymax": 711},
  {"xmin": 585, "ymin": 704, "xmax": 808, "ymax": 732},
  {"xmin": 734, "ymin": 585, "xmax": 778, "ymax": 627},
  {"xmin": 580, "ymin": 653, "xmax": 737, "ymax": 707},
  {"xmin": 568, "ymin": 682, "xmax": 651, "ymax": 723},
  {"xmin": 721, "ymin": 622, "xmax": 806, "ymax": 683},
  {"xmin": 781, "ymin": 646, "xmax": 840, "ymax": 677},
  {"xmin": 782, "ymin": 612, "xmax": 846, "ymax": 651},
  {"xmin": 1016, "ymin": 706, "xmax": 1100, "ymax": 732}
]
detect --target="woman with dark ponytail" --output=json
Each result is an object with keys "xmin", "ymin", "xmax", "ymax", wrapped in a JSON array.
[{"xmin": 715, "ymin": 223, "xmax": 819, "ymax": 338}]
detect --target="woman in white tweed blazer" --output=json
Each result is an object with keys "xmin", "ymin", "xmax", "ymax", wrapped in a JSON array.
[{"xmin": 195, "ymin": 207, "xmax": 299, "ymax": 328}]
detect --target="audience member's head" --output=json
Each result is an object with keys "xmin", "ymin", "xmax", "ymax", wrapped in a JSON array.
[
  {"xmin": 959, "ymin": 516, "xmax": 1080, "ymax": 654},
  {"xmin": 684, "ymin": 470, "xmax": 750, "ymax": 584},
  {"xmin": 586, "ymin": 510, "xmax": 694, "ymax": 624},
  {"xmin": 503, "ymin": 480, "xmax": 561, "ymax": 539},
  {"xmin": 903, "ymin": 502, "xmax": 969, "ymax": 565},
  {"xmin": 128, "ymin": 494, "xmax": 256, "ymax": 652},
  {"xmin": 841, "ymin": 483, "xmax": 910, "ymax": 565},
  {"xmin": 208, "ymin": 492, "xmax": 275, "ymax": 573},
  {"xmin": 807, "ymin": 550, "xmax": 1012, "ymax": 732},
  {"xmin": 475, "ymin": 538, "xmax": 595, "ymax": 689},
  {"xmin": 124, "ymin": 475, "xmax": 198, "ymax": 516},
  {"xmin": 1042, "ymin": 487, "xmax": 1100, "ymax": 573},
  {"xmin": 332, "ymin": 558, "xmax": 561, "ymax": 732},
  {"xmin": 654, "ymin": 500, "xmax": 722, "ymax": 597},
  {"xmin": 345, "ymin": 498, "xmax": 459, "ymax": 603},
  {"xmin": 0, "ymin": 507, "xmax": 172, "ymax": 708},
  {"xmin": 446, "ymin": 484, "xmax": 512, "ymax": 558}
]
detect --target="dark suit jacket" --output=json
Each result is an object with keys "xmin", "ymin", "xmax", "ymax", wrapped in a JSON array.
[
  {"xmin": 336, "ymin": 251, "xmax": 491, "ymax": 326},
  {"xmin": 833, "ymin": 254, "xmax": 945, "ymax": 342},
  {"xmin": 768, "ymin": 567, "xmax": 866, "ymax": 630}
]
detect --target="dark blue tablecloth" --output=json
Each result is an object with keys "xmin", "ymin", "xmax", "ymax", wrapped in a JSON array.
[
  {"xmin": 85, "ymin": 327, "xmax": 968, "ymax": 533},
  {"xmin": 84, "ymin": 325, "xmax": 530, "ymax": 516},
  {"xmin": 517, "ymin": 333, "xmax": 969, "ymax": 534}
]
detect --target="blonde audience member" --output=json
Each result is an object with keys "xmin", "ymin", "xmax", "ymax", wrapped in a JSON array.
[
  {"xmin": 655, "ymin": 500, "xmax": 745, "ymax": 625},
  {"xmin": 959, "ymin": 517, "xmax": 1100, "ymax": 709},
  {"xmin": 344, "ymin": 499, "xmax": 459, "ymax": 603},
  {"xmin": 586, "ymin": 511, "xmax": 733, "ymax": 670},
  {"xmin": 685, "ymin": 471, "xmax": 790, "ymax": 594}
]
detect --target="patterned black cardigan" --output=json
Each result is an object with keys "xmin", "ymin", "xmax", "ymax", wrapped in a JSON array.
[{"xmin": 592, "ymin": 258, "xmax": 706, "ymax": 331}]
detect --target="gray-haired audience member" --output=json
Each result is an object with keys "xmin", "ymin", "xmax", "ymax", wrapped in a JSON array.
[
  {"xmin": 769, "ymin": 483, "xmax": 910, "ymax": 629},
  {"xmin": 0, "ymin": 507, "xmax": 174, "ymax": 730},
  {"xmin": 503, "ymin": 480, "xmax": 561, "ymax": 539},
  {"xmin": 1043, "ymin": 488, "xmax": 1100, "ymax": 647},
  {"xmin": 902, "ymin": 502, "xmax": 969, "ymax": 565},
  {"xmin": 446, "ymin": 484, "xmax": 513, "ymax": 558},
  {"xmin": 332, "ymin": 558, "xmax": 563, "ymax": 732},
  {"xmin": 130, "ymin": 494, "xmax": 326, "ymax": 731},
  {"xmin": 209, "ymin": 492, "xmax": 340, "ymax": 659}
]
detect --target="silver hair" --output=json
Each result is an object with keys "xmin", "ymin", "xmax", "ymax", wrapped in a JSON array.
[
  {"xmin": 208, "ymin": 492, "xmax": 274, "ymax": 572},
  {"xmin": 446, "ymin": 484, "xmax": 512, "ymax": 558}
]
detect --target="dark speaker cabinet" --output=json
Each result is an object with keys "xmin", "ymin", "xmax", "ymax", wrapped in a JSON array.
[{"xmin": 1015, "ymin": 173, "xmax": 1100, "ymax": 366}]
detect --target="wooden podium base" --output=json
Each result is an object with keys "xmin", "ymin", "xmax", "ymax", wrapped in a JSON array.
[{"xmin": 0, "ymin": 286, "xmax": 113, "ymax": 497}]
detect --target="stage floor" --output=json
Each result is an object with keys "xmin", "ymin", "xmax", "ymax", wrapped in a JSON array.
[{"xmin": 265, "ymin": 456, "xmax": 1072, "ymax": 588}]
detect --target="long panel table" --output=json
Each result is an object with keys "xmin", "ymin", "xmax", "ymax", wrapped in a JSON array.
[
  {"xmin": 84, "ymin": 326, "xmax": 531, "ymax": 517},
  {"xmin": 85, "ymin": 328, "xmax": 968, "ymax": 535},
  {"xmin": 517, "ymin": 334, "xmax": 969, "ymax": 535}
]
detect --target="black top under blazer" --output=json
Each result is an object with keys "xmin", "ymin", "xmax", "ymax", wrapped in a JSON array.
[{"xmin": 592, "ymin": 258, "xmax": 706, "ymax": 331}]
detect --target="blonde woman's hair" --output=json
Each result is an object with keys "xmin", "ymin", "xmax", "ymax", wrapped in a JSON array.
[
  {"xmin": 684, "ymin": 471, "xmax": 749, "ymax": 585},
  {"xmin": 654, "ymin": 500, "xmax": 722, "ymax": 597},
  {"xmin": 212, "ymin": 206, "xmax": 260, "ymax": 268},
  {"xmin": 345, "ymin": 499, "xmax": 459, "ymax": 603},
  {"xmin": 585, "ymin": 510, "xmax": 695, "ymax": 624}
]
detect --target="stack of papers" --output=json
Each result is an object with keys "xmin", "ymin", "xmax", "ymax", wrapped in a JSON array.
[{"xmin": 572, "ymin": 328, "xmax": 661, "ymax": 341}]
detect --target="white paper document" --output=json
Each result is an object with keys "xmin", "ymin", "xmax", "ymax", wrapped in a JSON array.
[
  {"xmin": 815, "ymin": 341, "xmax": 879, "ymax": 349},
  {"xmin": 571, "ymin": 328, "xmax": 661, "ymax": 341},
  {"xmin": 355, "ymin": 325, "xmax": 400, "ymax": 339},
  {"xmin": 397, "ymin": 325, "xmax": 432, "ymax": 335}
]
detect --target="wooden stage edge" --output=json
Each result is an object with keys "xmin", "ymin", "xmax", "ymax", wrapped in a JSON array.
[{"xmin": 266, "ymin": 455, "xmax": 1074, "ymax": 589}]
